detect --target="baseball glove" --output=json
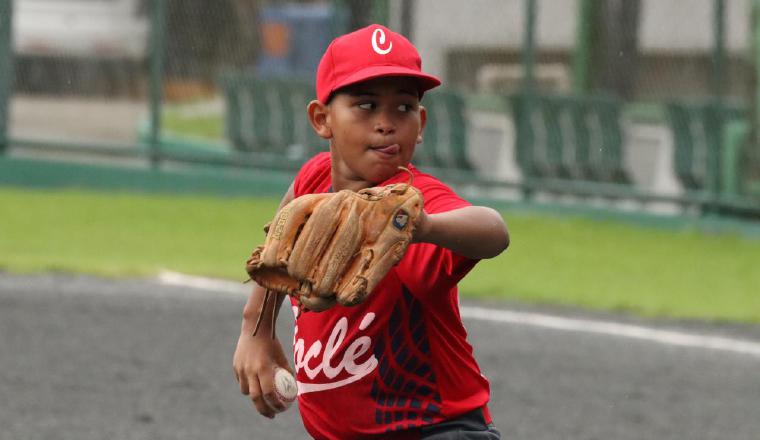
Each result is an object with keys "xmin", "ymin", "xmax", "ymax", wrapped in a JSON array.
[{"xmin": 245, "ymin": 168, "xmax": 423, "ymax": 327}]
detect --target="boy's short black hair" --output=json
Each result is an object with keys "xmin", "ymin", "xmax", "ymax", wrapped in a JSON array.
[{"xmin": 324, "ymin": 79, "xmax": 424, "ymax": 105}]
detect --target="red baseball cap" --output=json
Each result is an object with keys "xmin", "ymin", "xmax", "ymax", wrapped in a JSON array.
[{"xmin": 316, "ymin": 24, "xmax": 441, "ymax": 103}]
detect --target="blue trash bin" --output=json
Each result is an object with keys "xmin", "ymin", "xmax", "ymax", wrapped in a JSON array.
[{"xmin": 257, "ymin": 3, "xmax": 348, "ymax": 79}]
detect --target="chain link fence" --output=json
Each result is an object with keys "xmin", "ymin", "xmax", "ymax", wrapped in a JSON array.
[
  {"xmin": 1, "ymin": 0, "xmax": 147, "ymax": 163},
  {"xmin": 1, "ymin": 0, "xmax": 758, "ymax": 216}
]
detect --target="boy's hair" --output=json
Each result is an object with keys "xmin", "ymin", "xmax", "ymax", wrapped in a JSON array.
[
  {"xmin": 315, "ymin": 24, "xmax": 440, "ymax": 104},
  {"xmin": 325, "ymin": 82, "xmax": 422, "ymax": 106}
]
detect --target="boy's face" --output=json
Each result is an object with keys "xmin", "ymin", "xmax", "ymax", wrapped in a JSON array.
[{"xmin": 318, "ymin": 76, "xmax": 426, "ymax": 186}]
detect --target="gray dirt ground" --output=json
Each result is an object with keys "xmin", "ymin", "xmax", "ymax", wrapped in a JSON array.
[{"xmin": 1, "ymin": 273, "xmax": 759, "ymax": 440}]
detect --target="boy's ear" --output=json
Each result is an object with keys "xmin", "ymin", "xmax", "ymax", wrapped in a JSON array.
[
  {"xmin": 307, "ymin": 100, "xmax": 332, "ymax": 139},
  {"xmin": 417, "ymin": 105, "xmax": 428, "ymax": 144}
]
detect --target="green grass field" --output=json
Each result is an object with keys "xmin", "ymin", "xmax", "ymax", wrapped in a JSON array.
[
  {"xmin": 163, "ymin": 112, "xmax": 224, "ymax": 141},
  {"xmin": 163, "ymin": 107, "xmax": 224, "ymax": 140},
  {"xmin": 1, "ymin": 187, "xmax": 758, "ymax": 323}
]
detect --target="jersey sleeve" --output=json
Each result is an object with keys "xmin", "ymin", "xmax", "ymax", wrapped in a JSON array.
[
  {"xmin": 395, "ymin": 174, "xmax": 480, "ymax": 298},
  {"xmin": 293, "ymin": 152, "xmax": 331, "ymax": 197}
]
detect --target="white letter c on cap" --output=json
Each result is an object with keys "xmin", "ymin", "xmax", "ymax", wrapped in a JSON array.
[{"xmin": 371, "ymin": 28, "xmax": 392, "ymax": 55}]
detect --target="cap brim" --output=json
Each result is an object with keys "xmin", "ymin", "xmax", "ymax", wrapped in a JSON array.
[{"xmin": 328, "ymin": 65, "xmax": 441, "ymax": 101}]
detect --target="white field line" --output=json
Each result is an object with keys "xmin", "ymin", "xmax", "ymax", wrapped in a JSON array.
[
  {"xmin": 159, "ymin": 270, "xmax": 250, "ymax": 296},
  {"xmin": 460, "ymin": 307, "xmax": 760, "ymax": 359},
  {"xmin": 158, "ymin": 270, "xmax": 760, "ymax": 359}
]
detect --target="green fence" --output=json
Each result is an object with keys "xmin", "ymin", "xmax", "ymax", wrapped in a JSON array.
[
  {"xmin": 1, "ymin": 0, "xmax": 759, "ymax": 218},
  {"xmin": 417, "ymin": 89, "xmax": 472, "ymax": 172},
  {"xmin": 219, "ymin": 72, "xmax": 324, "ymax": 159},
  {"xmin": 0, "ymin": 0, "xmax": 11, "ymax": 154},
  {"xmin": 511, "ymin": 92, "xmax": 627, "ymax": 183},
  {"xmin": 215, "ymin": 72, "xmax": 758, "ymax": 215},
  {"xmin": 665, "ymin": 100, "xmax": 748, "ymax": 192}
]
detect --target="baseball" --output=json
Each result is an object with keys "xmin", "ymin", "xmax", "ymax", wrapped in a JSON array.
[{"xmin": 272, "ymin": 367, "xmax": 298, "ymax": 411}]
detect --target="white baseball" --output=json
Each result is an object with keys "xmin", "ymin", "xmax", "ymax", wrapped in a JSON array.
[{"xmin": 272, "ymin": 367, "xmax": 298, "ymax": 410}]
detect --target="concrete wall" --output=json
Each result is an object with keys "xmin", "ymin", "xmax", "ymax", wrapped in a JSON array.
[
  {"xmin": 639, "ymin": 0, "xmax": 750, "ymax": 53},
  {"xmin": 412, "ymin": 0, "xmax": 578, "ymax": 81}
]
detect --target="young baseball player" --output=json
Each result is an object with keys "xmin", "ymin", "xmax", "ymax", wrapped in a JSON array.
[{"xmin": 233, "ymin": 24, "xmax": 509, "ymax": 439}]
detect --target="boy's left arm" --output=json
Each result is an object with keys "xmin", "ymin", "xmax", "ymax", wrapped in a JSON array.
[{"xmin": 413, "ymin": 206, "xmax": 509, "ymax": 259}]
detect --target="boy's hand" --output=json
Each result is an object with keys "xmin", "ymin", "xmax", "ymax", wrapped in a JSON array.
[{"xmin": 233, "ymin": 332, "xmax": 292, "ymax": 418}]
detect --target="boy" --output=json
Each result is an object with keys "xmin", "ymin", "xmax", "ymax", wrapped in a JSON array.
[{"xmin": 233, "ymin": 25, "xmax": 509, "ymax": 439}]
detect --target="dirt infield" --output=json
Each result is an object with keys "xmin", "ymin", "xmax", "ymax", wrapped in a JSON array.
[{"xmin": 1, "ymin": 273, "xmax": 758, "ymax": 440}]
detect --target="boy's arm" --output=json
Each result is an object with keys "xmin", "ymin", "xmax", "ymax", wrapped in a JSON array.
[
  {"xmin": 233, "ymin": 182, "xmax": 296, "ymax": 418},
  {"xmin": 413, "ymin": 205, "xmax": 509, "ymax": 259}
]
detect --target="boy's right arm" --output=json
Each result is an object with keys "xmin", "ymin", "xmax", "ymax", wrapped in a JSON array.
[{"xmin": 233, "ymin": 183, "xmax": 296, "ymax": 419}]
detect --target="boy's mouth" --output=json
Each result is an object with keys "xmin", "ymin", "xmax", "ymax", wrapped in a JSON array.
[{"xmin": 370, "ymin": 144, "xmax": 400, "ymax": 156}]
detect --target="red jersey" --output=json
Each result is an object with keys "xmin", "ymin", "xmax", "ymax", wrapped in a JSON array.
[{"xmin": 291, "ymin": 152, "xmax": 491, "ymax": 439}]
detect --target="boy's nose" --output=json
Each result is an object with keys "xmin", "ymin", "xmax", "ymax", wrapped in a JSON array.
[{"xmin": 374, "ymin": 117, "xmax": 396, "ymax": 135}]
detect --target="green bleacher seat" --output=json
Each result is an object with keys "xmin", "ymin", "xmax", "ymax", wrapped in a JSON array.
[
  {"xmin": 221, "ymin": 72, "xmax": 481, "ymax": 179},
  {"xmin": 665, "ymin": 99, "xmax": 748, "ymax": 192},
  {"xmin": 419, "ymin": 89, "xmax": 473, "ymax": 171},
  {"xmin": 219, "ymin": 72, "xmax": 325, "ymax": 161},
  {"xmin": 510, "ymin": 92, "xmax": 628, "ymax": 184}
]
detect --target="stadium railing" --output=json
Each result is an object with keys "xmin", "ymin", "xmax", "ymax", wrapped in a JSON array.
[
  {"xmin": 218, "ymin": 72, "xmax": 759, "ymax": 216},
  {"xmin": 220, "ymin": 71, "xmax": 325, "ymax": 167},
  {"xmin": 510, "ymin": 91, "xmax": 629, "ymax": 185},
  {"xmin": 664, "ymin": 99, "xmax": 749, "ymax": 197},
  {"xmin": 219, "ymin": 72, "xmax": 481, "ymax": 181}
]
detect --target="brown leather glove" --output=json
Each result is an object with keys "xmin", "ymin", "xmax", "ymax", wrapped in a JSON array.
[{"xmin": 246, "ymin": 172, "xmax": 423, "ymax": 314}]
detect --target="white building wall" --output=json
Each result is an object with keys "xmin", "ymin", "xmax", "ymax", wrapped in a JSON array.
[
  {"xmin": 410, "ymin": 0, "xmax": 751, "ymax": 82},
  {"xmin": 638, "ymin": 0, "xmax": 750, "ymax": 53},
  {"xmin": 412, "ymin": 0, "xmax": 578, "ymax": 81}
]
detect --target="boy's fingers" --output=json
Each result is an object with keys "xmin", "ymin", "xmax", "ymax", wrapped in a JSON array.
[
  {"xmin": 233, "ymin": 363, "xmax": 252, "ymax": 396},
  {"xmin": 259, "ymin": 367, "xmax": 286, "ymax": 413},
  {"xmin": 237, "ymin": 371, "xmax": 249, "ymax": 395},
  {"xmin": 248, "ymin": 374, "xmax": 276, "ymax": 419}
]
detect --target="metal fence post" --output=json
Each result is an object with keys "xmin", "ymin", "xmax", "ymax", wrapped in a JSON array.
[
  {"xmin": 148, "ymin": 0, "xmax": 167, "ymax": 168},
  {"xmin": 518, "ymin": 0, "xmax": 538, "ymax": 200},
  {"xmin": 706, "ymin": 0, "xmax": 726, "ymax": 215},
  {"xmin": 751, "ymin": 0, "xmax": 760, "ymax": 184},
  {"xmin": 0, "ymin": 0, "xmax": 13, "ymax": 155},
  {"xmin": 399, "ymin": 0, "xmax": 413, "ymax": 39},
  {"xmin": 523, "ymin": 0, "xmax": 537, "ymax": 92},
  {"xmin": 711, "ymin": 0, "xmax": 726, "ymax": 98},
  {"xmin": 573, "ymin": 0, "xmax": 595, "ymax": 94},
  {"xmin": 330, "ymin": 0, "xmax": 349, "ymax": 38},
  {"xmin": 371, "ymin": 0, "xmax": 389, "ymax": 26}
]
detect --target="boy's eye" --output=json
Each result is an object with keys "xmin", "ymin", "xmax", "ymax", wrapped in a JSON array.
[
  {"xmin": 398, "ymin": 104, "xmax": 413, "ymax": 112},
  {"xmin": 358, "ymin": 102, "xmax": 374, "ymax": 110}
]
